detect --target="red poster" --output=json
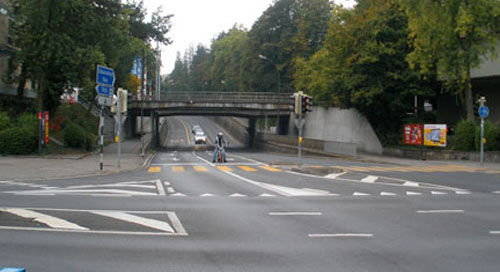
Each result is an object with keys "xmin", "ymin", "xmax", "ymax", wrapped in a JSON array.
[
  {"xmin": 43, "ymin": 111, "xmax": 50, "ymax": 144},
  {"xmin": 403, "ymin": 124, "xmax": 423, "ymax": 145}
]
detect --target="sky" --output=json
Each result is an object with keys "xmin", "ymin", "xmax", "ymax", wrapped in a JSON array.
[{"xmin": 142, "ymin": 0, "xmax": 356, "ymax": 75}]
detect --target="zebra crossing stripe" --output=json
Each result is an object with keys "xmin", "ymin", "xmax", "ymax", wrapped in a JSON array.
[
  {"xmin": 193, "ymin": 166, "xmax": 208, "ymax": 172},
  {"xmin": 237, "ymin": 166, "xmax": 258, "ymax": 172},
  {"xmin": 259, "ymin": 166, "xmax": 282, "ymax": 172},
  {"xmin": 216, "ymin": 166, "xmax": 233, "ymax": 172},
  {"xmin": 1, "ymin": 208, "xmax": 88, "ymax": 230},
  {"xmin": 172, "ymin": 166, "xmax": 185, "ymax": 172},
  {"xmin": 91, "ymin": 211, "xmax": 175, "ymax": 233}
]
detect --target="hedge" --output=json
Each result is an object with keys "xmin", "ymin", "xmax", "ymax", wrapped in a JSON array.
[
  {"xmin": 0, "ymin": 111, "xmax": 10, "ymax": 131},
  {"xmin": 0, "ymin": 127, "xmax": 38, "ymax": 155},
  {"xmin": 62, "ymin": 122, "xmax": 96, "ymax": 151}
]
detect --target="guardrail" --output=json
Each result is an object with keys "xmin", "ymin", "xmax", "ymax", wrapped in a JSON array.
[{"xmin": 131, "ymin": 92, "xmax": 294, "ymax": 104}]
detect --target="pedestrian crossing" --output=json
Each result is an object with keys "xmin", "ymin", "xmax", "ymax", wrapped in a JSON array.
[
  {"xmin": 0, "ymin": 207, "xmax": 188, "ymax": 236},
  {"xmin": 149, "ymin": 165, "xmax": 282, "ymax": 173}
]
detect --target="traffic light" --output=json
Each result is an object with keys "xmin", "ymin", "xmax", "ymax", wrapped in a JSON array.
[
  {"xmin": 301, "ymin": 95, "xmax": 312, "ymax": 114},
  {"xmin": 294, "ymin": 91, "xmax": 303, "ymax": 115}
]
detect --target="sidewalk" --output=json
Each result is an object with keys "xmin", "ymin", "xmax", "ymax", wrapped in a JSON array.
[
  {"xmin": 358, "ymin": 153, "xmax": 500, "ymax": 172},
  {"xmin": 0, "ymin": 138, "xmax": 152, "ymax": 181}
]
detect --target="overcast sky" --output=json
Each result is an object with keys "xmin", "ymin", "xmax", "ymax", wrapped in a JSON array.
[{"xmin": 142, "ymin": 0, "xmax": 356, "ymax": 75}]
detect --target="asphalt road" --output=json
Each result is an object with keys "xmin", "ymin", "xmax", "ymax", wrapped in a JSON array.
[{"xmin": 0, "ymin": 116, "xmax": 499, "ymax": 272}]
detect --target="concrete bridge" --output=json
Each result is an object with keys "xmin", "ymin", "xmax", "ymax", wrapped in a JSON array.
[{"xmin": 126, "ymin": 92, "xmax": 294, "ymax": 148}]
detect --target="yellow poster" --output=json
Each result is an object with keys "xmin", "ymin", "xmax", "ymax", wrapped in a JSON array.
[{"xmin": 424, "ymin": 124, "xmax": 447, "ymax": 147}]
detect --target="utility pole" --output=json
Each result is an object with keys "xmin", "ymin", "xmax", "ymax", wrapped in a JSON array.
[{"xmin": 99, "ymin": 105, "xmax": 104, "ymax": 171}]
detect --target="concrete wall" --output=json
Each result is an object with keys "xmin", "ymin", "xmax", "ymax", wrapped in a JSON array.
[{"xmin": 289, "ymin": 107, "xmax": 383, "ymax": 154}]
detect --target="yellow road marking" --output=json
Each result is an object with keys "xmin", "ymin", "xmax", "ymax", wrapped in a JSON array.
[
  {"xmin": 148, "ymin": 166, "xmax": 161, "ymax": 173},
  {"xmin": 216, "ymin": 166, "xmax": 233, "ymax": 172},
  {"xmin": 238, "ymin": 166, "xmax": 257, "ymax": 172},
  {"xmin": 172, "ymin": 166, "xmax": 185, "ymax": 172},
  {"xmin": 259, "ymin": 166, "xmax": 282, "ymax": 172},
  {"xmin": 193, "ymin": 166, "xmax": 208, "ymax": 172}
]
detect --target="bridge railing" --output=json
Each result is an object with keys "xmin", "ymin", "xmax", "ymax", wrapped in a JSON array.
[{"xmin": 132, "ymin": 92, "xmax": 294, "ymax": 104}]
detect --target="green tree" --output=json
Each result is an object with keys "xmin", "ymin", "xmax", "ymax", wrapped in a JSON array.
[
  {"xmin": 294, "ymin": 0, "xmax": 437, "ymax": 137},
  {"xmin": 399, "ymin": 0, "xmax": 500, "ymax": 121}
]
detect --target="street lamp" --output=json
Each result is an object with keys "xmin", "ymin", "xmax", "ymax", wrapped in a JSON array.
[{"xmin": 259, "ymin": 54, "xmax": 282, "ymax": 134}]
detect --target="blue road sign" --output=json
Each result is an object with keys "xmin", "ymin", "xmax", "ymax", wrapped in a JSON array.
[
  {"xmin": 479, "ymin": 106, "xmax": 489, "ymax": 118},
  {"xmin": 96, "ymin": 85, "xmax": 113, "ymax": 97},
  {"xmin": 96, "ymin": 65, "xmax": 115, "ymax": 86}
]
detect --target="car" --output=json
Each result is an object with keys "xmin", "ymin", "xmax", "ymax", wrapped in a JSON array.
[
  {"xmin": 194, "ymin": 131, "xmax": 207, "ymax": 144},
  {"xmin": 192, "ymin": 125, "xmax": 202, "ymax": 134}
]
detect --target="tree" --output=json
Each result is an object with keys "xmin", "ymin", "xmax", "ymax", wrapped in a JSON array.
[
  {"xmin": 294, "ymin": 0, "xmax": 437, "ymax": 136},
  {"xmin": 400, "ymin": 0, "xmax": 500, "ymax": 120}
]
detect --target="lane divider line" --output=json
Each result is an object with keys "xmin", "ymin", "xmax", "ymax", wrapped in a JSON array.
[
  {"xmin": 361, "ymin": 175, "xmax": 378, "ymax": 183},
  {"xmin": 308, "ymin": 233, "xmax": 373, "ymax": 238},
  {"xmin": 155, "ymin": 179, "xmax": 166, "ymax": 196},
  {"xmin": 269, "ymin": 212, "xmax": 322, "ymax": 216},
  {"xmin": 417, "ymin": 210, "xmax": 464, "ymax": 214}
]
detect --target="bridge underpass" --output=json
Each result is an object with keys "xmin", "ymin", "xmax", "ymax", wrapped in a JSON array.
[{"xmin": 126, "ymin": 92, "xmax": 294, "ymax": 149}]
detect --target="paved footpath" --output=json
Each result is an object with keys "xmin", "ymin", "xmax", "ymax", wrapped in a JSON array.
[{"xmin": 0, "ymin": 139, "xmax": 151, "ymax": 181}]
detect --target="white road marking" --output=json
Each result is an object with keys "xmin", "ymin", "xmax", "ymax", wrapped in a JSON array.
[
  {"xmin": 353, "ymin": 192, "xmax": 370, "ymax": 196},
  {"xmin": 324, "ymin": 172, "xmax": 347, "ymax": 179},
  {"xmin": 259, "ymin": 193, "xmax": 276, "ymax": 197},
  {"xmin": 67, "ymin": 184, "xmax": 156, "ymax": 189},
  {"xmin": 490, "ymin": 231, "xmax": 500, "ymax": 235},
  {"xmin": 0, "ymin": 226, "xmax": 187, "ymax": 236},
  {"xmin": 8, "ymin": 189, "xmax": 157, "ymax": 196},
  {"xmin": 171, "ymin": 193, "xmax": 186, "ymax": 196},
  {"xmin": 269, "ymin": 212, "xmax": 322, "ymax": 216},
  {"xmin": 167, "ymin": 187, "xmax": 175, "ymax": 194},
  {"xmin": 417, "ymin": 210, "xmax": 464, "ymax": 214},
  {"xmin": 309, "ymin": 233, "xmax": 373, "ymax": 238},
  {"xmin": 431, "ymin": 191, "xmax": 447, "ymax": 195},
  {"xmin": 403, "ymin": 181, "xmax": 419, "ymax": 187},
  {"xmin": 361, "ymin": 175, "xmax": 378, "ymax": 183},
  {"xmin": 164, "ymin": 181, "xmax": 171, "ymax": 186},
  {"xmin": 406, "ymin": 191, "xmax": 422, "ymax": 196},
  {"xmin": 91, "ymin": 211, "xmax": 175, "ymax": 233},
  {"xmin": 0, "ymin": 181, "xmax": 49, "ymax": 188},
  {"xmin": 91, "ymin": 194, "xmax": 132, "ymax": 197},
  {"xmin": 0, "ymin": 208, "xmax": 88, "ymax": 230},
  {"xmin": 155, "ymin": 179, "xmax": 166, "ymax": 196},
  {"xmin": 167, "ymin": 212, "xmax": 188, "ymax": 235},
  {"xmin": 200, "ymin": 193, "xmax": 214, "ymax": 197},
  {"xmin": 455, "ymin": 191, "xmax": 471, "ymax": 195},
  {"xmin": 229, "ymin": 193, "xmax": 246, "ymax": 197},
  {"xmin": 380, "ymin": 192, "xmax": 397, "ymax": 196},
  {"xmin": 493, "ymin": 191, "xmax": 500, "ymax": 194}
]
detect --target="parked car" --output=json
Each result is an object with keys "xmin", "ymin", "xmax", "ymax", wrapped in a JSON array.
[
  {"xmin": 194, "ymin": 131, "xmax": 207, "ymax": 144},
  {"xmin": 192, "ymin": 125, "xmax": 202, "ymax": 134}
]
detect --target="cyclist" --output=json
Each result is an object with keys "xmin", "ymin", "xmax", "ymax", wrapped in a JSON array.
[{"xmin": 212, "ymin": 132, "xmax": 228, "ymax": 163}]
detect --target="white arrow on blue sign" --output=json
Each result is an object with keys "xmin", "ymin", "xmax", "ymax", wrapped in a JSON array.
[
  {"xmin": 479, "ymin": 106, "xmax": 489, "ymax": 118},
  {"xmin": 96, "ymin": 65, "xmax": 115, "ymax": 86},
  {"xmin": 96, "ymin": 85, "xmax": 113, "ymax": 96}
]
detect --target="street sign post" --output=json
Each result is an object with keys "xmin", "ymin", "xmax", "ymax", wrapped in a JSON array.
[
  {"xmin": 95, "ymin": 65, "xmax": 115, "ymax": 170},
  {"xmin": 478, "ymin": 97, "xmax": 488, "ymax": 165},
  {"xmin": 96, "ymin": 65, "xmax": 115, "ymax": 86}
]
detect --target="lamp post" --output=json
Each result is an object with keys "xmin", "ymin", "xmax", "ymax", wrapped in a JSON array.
[{"xmin": 258, "ymin": 54, "xmax": 281, "ymax": 134}]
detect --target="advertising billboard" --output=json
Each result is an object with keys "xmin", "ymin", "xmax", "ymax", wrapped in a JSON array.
[
  {"xmin": 423, "ymin": 124, "xmax": 447, "ymax": 147},
  {"xmin": 403, "ymin": 124, "xmax": 423, "ymax": 145}
]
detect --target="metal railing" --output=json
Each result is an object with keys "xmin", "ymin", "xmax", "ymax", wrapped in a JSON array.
[{"xmin": 131, "ymin": 92, "xmax": 294, "ymax": 105}]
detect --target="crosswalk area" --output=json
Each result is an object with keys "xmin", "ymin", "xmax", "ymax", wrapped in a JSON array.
[
  {"xmin": 0, "ymin": 207, "xmax": 187, "ymax": 236},
  {"xmin": 148, "ymin": 164, "xmax": 283, "ymax": 173},
  {"xmin": 326, "ymin": 164, "xmax": 500, "ymax": 174}
]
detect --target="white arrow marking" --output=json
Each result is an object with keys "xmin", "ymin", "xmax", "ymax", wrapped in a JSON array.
[
  {"xmin": 403, "ymin": 181, "xmax": 420, "ymax": 187},
  {"xmin": 91, "ymin": 211, "xmax": 174, "ymax": 233},
  {"xmin": 361, "ymin": 175, "xmax": 378, "ymax": 183},
  {"xmin": 406, "ymin": 191, "xmax": 422, "ymax": 196},
  {"xmin": 0, "ymin": 208, "xmax": 88, "ymax": 230},
  {"xmin": 200, "ymin": 193, "xmax": 214, "ymax": 197},
  {"xmin": 380, "ymin": 192, "xmax": 397, "ymax": 196},
  {"xmin": 353, "ymin": 192, "xmax": 370, "ymax": 196},
  {"xmin": 431, "ymin": 191, "xmax": 447, "ymax": 195}
]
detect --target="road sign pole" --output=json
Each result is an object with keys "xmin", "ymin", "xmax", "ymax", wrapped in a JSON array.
[
  {"xmin": 298, "ymin": 117, "xmax": 303, "ymax": 166},
  {"xmin": 480, "ymin": 118, "xmax": 485, "ymax": 165},
  {"xmin": 99, "ymin": 105, "xmax": 104, "ymax": 171},
  {"xmin": 117, "ymin": 92, "xmax": 122, "ymax": 169},
  {"xmin": 478, "ymin": 96, "xmax": 487, "ymax": 166}
]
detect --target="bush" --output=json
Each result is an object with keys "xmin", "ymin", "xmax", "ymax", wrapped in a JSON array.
[
  {"xmin": 16, "ymin": 113, "xmax": 38, "ymax": 134},
  {"xmin": 0, "ymin": 111, "xmax": 10, "ymax": 131},
  {"xmin": 475, "ymin": 121, "xmax": 500, "ymax": 151},
  {"xmin": 62, "ymin": 122, "xmax": 96, "ymax": 151},
  {"xmin": 453, "ymin": 120, "xmax": 476, "ymax": 151},
  {"xmin": 0, "ymin": 127, "xmax": 38, "ymax": 155}
]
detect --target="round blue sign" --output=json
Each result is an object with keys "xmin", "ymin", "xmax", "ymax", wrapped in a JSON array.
[{"xmin": 478, "ymin": 106, "xmax": 489, "ymax": 118}]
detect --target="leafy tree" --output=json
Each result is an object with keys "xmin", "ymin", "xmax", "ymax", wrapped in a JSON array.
[
  {"xmin": 399, "ymin": 0, "xmax": 500, "ymax": 121},
  {"xmin": 294, "ymin": 0, "xmax": 437, "ymax": 137}
]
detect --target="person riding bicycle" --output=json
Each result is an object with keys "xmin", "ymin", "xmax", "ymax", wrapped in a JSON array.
[{"xmin": 212, "ymin": 132, "xmax": 228, "ymax": 163}]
